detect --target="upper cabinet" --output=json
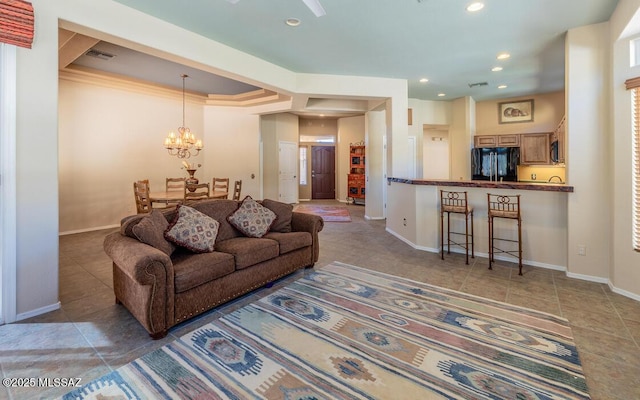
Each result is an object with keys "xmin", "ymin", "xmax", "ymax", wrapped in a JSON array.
[
  {"xmin": 474, "ymin": 134, "xmax": 520, "ymax": 148},
  {"xmin": 520, "ymin": 133, "xmax": 551, "ymax": 164}
]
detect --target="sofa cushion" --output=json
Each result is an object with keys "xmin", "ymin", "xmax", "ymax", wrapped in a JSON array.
[
  {"xmin": 227, "ymin": 196, "xmax": 276, "ymax": 238},
  {"xmin": 263, "ymin": 231, "xmax": 312, "ymax": 255},
  {"xmin": 215, "ymin": 237, "xmax": 279, "ymax": 269},
  {"xmin": 131, "ymin": 209, "xmax": 175, "ymax": 256},
  {"xmin": 261, "ymin": 199, "xmax": 293, "ymax": 233},
  {"xmin": 171, "ymin": 250, "xmax": 235, "ymax": 293},
  {"xmin": 165, "ymin": 205, "xmax": 220, "ymax": 253}
]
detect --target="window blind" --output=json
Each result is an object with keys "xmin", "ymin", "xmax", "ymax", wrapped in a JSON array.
[
  {"xmin": 627, "ymin": 77, "xmax": 640, "ymax": 252},
  {"xmin": 0, "ymin": 0, "xmax": 33, "ymax": 49}
]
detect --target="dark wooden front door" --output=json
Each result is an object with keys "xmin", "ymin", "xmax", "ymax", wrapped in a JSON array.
[{"xmin": 311, "ymin": 146, "xmax": 335, "ymax": 199}]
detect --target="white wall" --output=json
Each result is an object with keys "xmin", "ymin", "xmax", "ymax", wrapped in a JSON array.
[
  {"xmin": 337, "ymin": 116, "xmax": 365, "ymax": 202},
  {"xmin": 565, "ymin": 23, "xmax": 611, "ymax": 280}
]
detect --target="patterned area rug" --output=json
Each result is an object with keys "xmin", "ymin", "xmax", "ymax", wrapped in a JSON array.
[
  {"xmin": 62, "ymin": 262, "xmax": 589, "ymax": 399},
  {"xmin": 293, "ymin": 204, "xmax": 351, "ymax": 222}
]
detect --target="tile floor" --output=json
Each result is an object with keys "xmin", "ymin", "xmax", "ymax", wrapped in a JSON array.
[{"xmin": 1, "ymin": 200, "xmax": 639, "ymax": 399}]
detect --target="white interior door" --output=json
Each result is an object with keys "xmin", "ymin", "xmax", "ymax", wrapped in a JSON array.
[{"xmin": 278, "ymin": 141, "xmax": 298, "ymax": 203}]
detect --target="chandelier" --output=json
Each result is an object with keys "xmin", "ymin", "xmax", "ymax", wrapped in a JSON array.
[{"xmin": 163, "ymin": 74, "xmax": 203, "ymax": 159}]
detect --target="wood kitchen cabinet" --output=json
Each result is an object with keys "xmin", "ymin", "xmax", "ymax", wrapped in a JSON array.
[
  {"xmin": 474, "ymin": 134, "xmax": 520, "ymax": 148},
  {"xmin": 520, "ymin": 133, "xmax": 551, "ymax": 164}
]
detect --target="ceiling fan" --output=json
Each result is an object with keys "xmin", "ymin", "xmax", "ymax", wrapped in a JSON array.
[{"xmin": 225, "ymin": 0, "xmax": 326, "ymax": 17}]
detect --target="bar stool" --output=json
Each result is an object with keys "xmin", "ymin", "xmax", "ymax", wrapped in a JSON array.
[
  {"xmin": 487, "ymin": 193, "xmax": 523, "ymax": 275},
  {"xmin": 440, "ymin": 190, "xmax": 474, "ymax": 264}
]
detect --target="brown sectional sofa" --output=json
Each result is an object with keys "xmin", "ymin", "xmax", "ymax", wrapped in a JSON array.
[{"xmin": 103, "ymin": 198, "xmax": 324, "ymax": 339}]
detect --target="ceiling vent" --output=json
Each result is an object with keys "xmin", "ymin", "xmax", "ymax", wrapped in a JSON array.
[
  {"xmin": 468, "ymin": 82, "xmax": 488, "ymax": 88},
  {"xmin": 85, "ymin": 49, "xmax": 115, "ymax": 61}
]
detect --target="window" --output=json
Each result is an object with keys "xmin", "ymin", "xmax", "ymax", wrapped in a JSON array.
[
  {"xmin": 299, "ymin": 147, "xmax": 307, "ymax": 185},
  {"xmin": 627, "ymin": 77, "xmax": 640, "ymax": 251},
  {"xmin": 632, "ymin": 37, "xmax": 640, "ymax": 67}
]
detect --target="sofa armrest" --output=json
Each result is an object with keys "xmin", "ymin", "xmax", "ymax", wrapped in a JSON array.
[
  {"xmin": 103, "ymin": 232, "xmax": 174, "ymax": 285},
  {"xmin": 291, "ymin": 212, "xmax": 324, "ymax": 264},
  {"xmin": 103, "ymin": 232, "xmax": 175, "ymax": 337}
]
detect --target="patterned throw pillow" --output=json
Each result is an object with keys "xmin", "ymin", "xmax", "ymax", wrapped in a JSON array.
[
  {"xmin": 228, "ymin": 196, "xmax": 276, "ymax": 238},
  {"xmin": 164, "ymin": 205, "xmax": 220, "ymax": 253},
  {"xmin": 132, "ymin": 209, "xmax": 175, "ymax": 256}
]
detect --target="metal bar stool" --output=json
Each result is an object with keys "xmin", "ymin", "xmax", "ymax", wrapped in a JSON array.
[
  {"xmin": 440, "ymin": 190, "xmax": 474, "ymax": 264},
  {"xmin": 487, "ymin": 193, "xmax": 523, "ymax": 275}
]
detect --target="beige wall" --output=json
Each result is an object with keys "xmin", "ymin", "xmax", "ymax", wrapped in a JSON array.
[
  {"xmin": 476, "ymin": 91, "xmax": 565, "ymax": 135},
  {"xmin": 202, "ymin": 107, "xmax": 261, "ymax": 200},
  {"xmin": 58, "ymin": 76, "xmax": 266, "ymax": 233},
  {"xmin": 609, "ymin": 0, "xmax": 640, "ymax": 297},
  {"xmin": 337, "ymin": 116, "xmax": 366, "ymax": 202},
  {"xmin": 449, "ymin": 97, "xmax": 475, "ymax": 181},
  {"xmin": 565, "ymin": 23, "xmax": 611, "ymax": 280},
  {"xmin": 408, "ymin": 98, "xmax": 453, "ymax": 179},
  {"xmin": 58, "ymin": 76, "xmax": 205, "ymax": 232},
  {"xmin": 260, "ymin": 113, "xmax": 299, "ymax": 201}
]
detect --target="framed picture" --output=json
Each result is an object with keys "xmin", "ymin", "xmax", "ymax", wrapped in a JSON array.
[{"xmin": 498, "ymin": 99, "xmax": 534, "ymax": 124}]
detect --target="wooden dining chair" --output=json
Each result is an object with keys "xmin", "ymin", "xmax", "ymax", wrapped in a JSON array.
[
  {"xmin": 184, "ymin": 182, "xmax": 210, "ymax": 202},
  {"xmin": 164, "ymin": 177, "xmax": 186, "ymax": 206},
  {"xmin": 232, "ymin": 180, "xmax": 242, "ymax": 201},
  {"xmin": 166, "ymin": 177, "xmax": 186, "ymax": 193},
  {"xmin": 133, "ymin": 179, "xmax": 152, "ymax": 214},
  {"xmin": 212, "ymin": 177, "xmax": 230, "ymax": 199}
]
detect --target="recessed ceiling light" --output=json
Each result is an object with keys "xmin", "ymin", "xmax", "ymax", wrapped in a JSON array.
[
  {"xmin": 466, "ymin": 2, "xmax": 484, "ymax": 12},
  {"xmin": 285, "ymin": 18, "xmax": 301, "ymax": 27},
  {"xmin": 437, "ymin": 93, "xmax": 446, "ymax": 97},
  {"xmin": 491, "ymin": 66, "xmax": 503, "ymax": 72},
  {"xmin": 498, "ymin": 84, "xmax": 508, "ymax": 89},
  {"xmin": 419, "ymin": 78, "xmax": 429, "ymax": 83},
  {"xmin": 497, "ymin": 52, "xmax": 511, "ymax": 60}
]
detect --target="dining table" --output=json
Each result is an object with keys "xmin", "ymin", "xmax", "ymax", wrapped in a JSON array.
[{"xmin": 149, "ymin": 190, "xmax": 228, "ymax": 206}]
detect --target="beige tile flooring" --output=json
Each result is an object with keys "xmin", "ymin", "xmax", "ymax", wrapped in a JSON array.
[{"xmin": 1, "ymin": 200, "xmax": 639, "ymax": 399}]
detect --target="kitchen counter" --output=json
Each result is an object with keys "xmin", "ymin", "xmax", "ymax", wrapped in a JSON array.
[
  {"xmin": 385, "ymin": 178, "xmax": 570, "ymax": 270},
  {"xmin": 387, "ymin": 178, "xmax": 574, "ymax": 193}
]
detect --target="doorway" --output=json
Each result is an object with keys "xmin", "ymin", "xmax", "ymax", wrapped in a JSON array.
[{"xmin": 311, "ymin": 146, "xmax": 335, "ymax": 199}]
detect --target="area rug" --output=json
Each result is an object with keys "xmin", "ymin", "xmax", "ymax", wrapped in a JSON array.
[
  {"xmin": 293, "ymin": 204, "xmax": 351, "ymax": 222},
  {"xmin": 62, "ymin": 262, "xmax": 589, "ymax": 399}
]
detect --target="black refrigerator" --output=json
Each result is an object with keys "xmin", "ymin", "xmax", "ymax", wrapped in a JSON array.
[{"xmin": 471, "ymin": 147, "xmax": 520, "ymax": 181}]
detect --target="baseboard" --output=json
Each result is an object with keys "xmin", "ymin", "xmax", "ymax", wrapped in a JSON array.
[
  {"xmin": 566, "ymin": 271, "xmax": 609, "ymax": 284},
  {"xmin": 59, "ymin": 224, "xmax": 119, "ymax": 236},
  {"xmin": 385, "ymin": 227, "xmax": 564, "ymax": 271},
  {"xmin": 608, "ymin": 283, "xmax": 640, "ymax": 302},
  {"xmin": 16, "ymin": 301, "xmax": 60, "ymax": 321}
]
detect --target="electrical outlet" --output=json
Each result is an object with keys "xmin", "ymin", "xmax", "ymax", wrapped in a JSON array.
[
  {"xmin": 577, "ymin": 245, "xmax": 586, "ymax": 256},
  {"xmin": 531, "ymin": 173, "xmax": 537, "ymax": 180}
]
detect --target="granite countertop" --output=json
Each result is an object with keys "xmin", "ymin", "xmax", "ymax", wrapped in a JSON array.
[{"xmin": 387, "ymin": 178, "xmax": 574, "ymax": 193}]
